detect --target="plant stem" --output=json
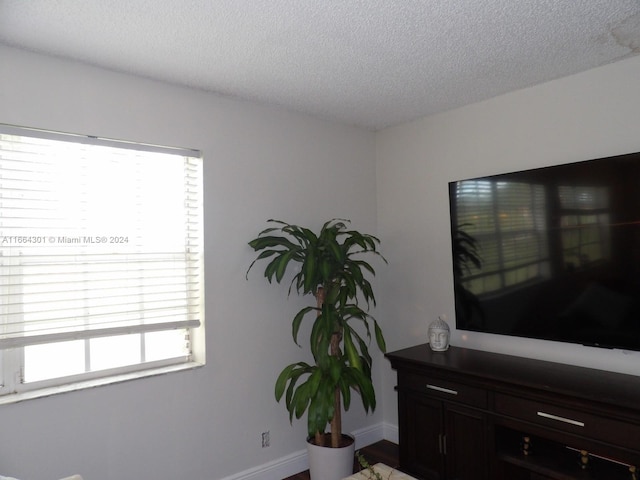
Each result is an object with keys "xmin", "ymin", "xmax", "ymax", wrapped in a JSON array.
[
  {"xmin": 331, "ymin": 331, "xmax": 342, "ymax": 448},
  {"xmin": 317, "ymin": 285, "xmax": 343, "ymax": 448},
  {"xmin": 314, "ymin": 287, "xmax": 327, "ymax": 447}
]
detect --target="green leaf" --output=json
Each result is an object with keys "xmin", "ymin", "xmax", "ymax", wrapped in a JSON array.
[
  {"xmin": 275, "ymin": 250, "xmax": 296, "ymax": 283},
  {"xmin": 285, "ymin": 366, "xmax": 309, "ymax": 409},
  {"xmin": 245, "ymin": 250, "xmax": 279, "ymax": 279},
  {"xmin": 292, "ymin": 306, "xmax": 315, "ymax": 346},
  {"xmin": 264, "ymin": 253, "xmax": 286, "ymax": 283},
  {"xmin": 275, "ymin": 364, "xmax": 296, "ymax": 401},
  {"xmin": 374, "ymin": 320, "xmax": 386, "ymax": 353},
  {"xmin": 320, "ymin": 258, "xmax": 332, "ymax": 283},
  {"xmin": 349, "ymin": 367, "xmax": 376, "ymax": 413},
  {"xmin": 352, "ymin": 259, "xmax": 375, "ymax": 276},
  {"xmin": 306, "ymin": 368, "xmax": 323, "ymax": 398},
  {"xmin": 328, "ymin": 241, "xmax": 344, "ymax": 264},
  {"xmin": 339, "ymin": 376, "xmax": 351, "ymax": 411},
  {"xmin": 292, "ymin": 382, "xmax": 310, "ymax": 420},
  {"xmin": 354, "ymin": 330, "xmax": 373, "ymax": 369},
  {"xmin": 248, "ymin": 235, "xmax": 297, "ymax": 251},
  {"xmin": 302, "ymin": 249, "xmax": 317, "ymax": 293},
  {"xmin": 343, "ymin": 327, "xmax": 362, "ymax": 371}
]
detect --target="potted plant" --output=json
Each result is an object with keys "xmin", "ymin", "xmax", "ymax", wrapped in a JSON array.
[{"xmin": 247, "ymin": 219, "xmax": 386, "ymax": 479}]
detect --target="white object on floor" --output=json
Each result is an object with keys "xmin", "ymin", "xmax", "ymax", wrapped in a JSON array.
[{"xmin": 343, "ymin": 463, "xmax": 417, "ymax": 480}]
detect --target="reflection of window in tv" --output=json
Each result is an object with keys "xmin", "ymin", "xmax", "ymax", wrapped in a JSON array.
[
  {"xmin": 450, "ymin": 150, "xmax": 640, "ymax": 353},
  {"xmin": 558, "ymin": 186, "xmax": 611, "ymax": 269},
  {"xmin": 454, "ymin": 180, "xmax": 549, "ymax": 296}
]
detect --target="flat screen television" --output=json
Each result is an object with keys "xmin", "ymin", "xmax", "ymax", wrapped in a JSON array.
[{"xmin": 449, "ymin": 151, "xmax": 640, "ymax": 352}]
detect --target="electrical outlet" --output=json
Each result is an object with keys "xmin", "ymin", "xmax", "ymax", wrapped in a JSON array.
[{"xmin": 261, "ymin": 431, "xmax": 270, "ymax": 448}]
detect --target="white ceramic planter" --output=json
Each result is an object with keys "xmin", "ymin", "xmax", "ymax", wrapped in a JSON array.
[{"xmin": 307, "ymin": 434, "xmax": 355, "ymax": 480}]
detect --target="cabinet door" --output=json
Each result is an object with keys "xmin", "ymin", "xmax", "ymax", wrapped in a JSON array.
[
  {"xmin": 444, "ymin": 403, "xmax": 488, "ymax": 480},
  {"xmin": 400, "ymin": 390, "xmax": 445, "ymax": 480}
]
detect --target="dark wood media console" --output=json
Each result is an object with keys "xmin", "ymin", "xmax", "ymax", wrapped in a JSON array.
[{"xmin": 386, "ymin": 344, "xmax": 640, "ymax": 480}]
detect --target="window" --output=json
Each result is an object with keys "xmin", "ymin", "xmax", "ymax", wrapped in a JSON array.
[
  {"xmin": 0, "ymin": 125, "xmax": 204, "ymax": 398},
  {"xmin": 455, "ymin": 180, "xmax": 549, "ymax": 295},
  {"xmin": 558, "ymin": 185, "xmax": 610, "ymax": 268}
]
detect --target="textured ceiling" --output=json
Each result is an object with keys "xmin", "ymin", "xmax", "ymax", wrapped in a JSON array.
[{"xmin": 1, "ymin": 1, "xmax": 639, "ymax": 130}]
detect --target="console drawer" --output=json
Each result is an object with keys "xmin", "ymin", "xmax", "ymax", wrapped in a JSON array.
[
  {"xmin": 401, "ymin": 371, "xmax": 487, "ymax": 408},
  {"xmin": 494, "ymin": 393, "xmax": 640, "ymax": 451}
]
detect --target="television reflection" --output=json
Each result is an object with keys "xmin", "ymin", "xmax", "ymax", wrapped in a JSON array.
[{"xmin": 449, "ymin": 152, "xmax": 640, "ymax": 351}]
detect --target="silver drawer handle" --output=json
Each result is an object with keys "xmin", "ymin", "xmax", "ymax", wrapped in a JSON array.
[
  {"xmin": 537, "ymin": 411, "xmax": 585, "ymax": 427},
  {"xmin": 426, "ymin": 384, "xmax": 458, "ymax": 396}
]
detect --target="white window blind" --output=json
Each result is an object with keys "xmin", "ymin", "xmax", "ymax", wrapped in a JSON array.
[
  {"xmin": 558, "ymin": 185, "xmax": 611, "ymax": 267},
  {"xmin": 0, "ymin": 125, "xmax": 203, "ymax": 353},
  {"xmin": 454, "ymin": 180, "xmax": 549, "ymax": 295}
]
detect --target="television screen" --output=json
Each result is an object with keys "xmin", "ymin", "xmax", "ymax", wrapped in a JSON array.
[{"xmin": 449, "ymin": 151, "xmax": 640, "ymax": 352}]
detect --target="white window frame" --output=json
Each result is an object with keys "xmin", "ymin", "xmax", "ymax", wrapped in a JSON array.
[{"xmin": 0, "ymin": 124, "xmax": 205, "ymax": 403}]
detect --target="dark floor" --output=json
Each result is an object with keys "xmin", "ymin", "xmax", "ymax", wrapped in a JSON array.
[{"xmin": 283, "ymin": 440, "xmax": 399, "ymax": 480}]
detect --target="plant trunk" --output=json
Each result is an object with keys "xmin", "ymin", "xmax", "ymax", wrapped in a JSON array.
[
  {"xmin": 315, "ymin": 285, "xmax": 343, "ymax": 448},
  {"xmin": 330, "ymin": 331, "xmax": 342, "ymax": 448},
  {"xmin": 314, "ymin": 287, "xmax": 327, "ymax": 447}
]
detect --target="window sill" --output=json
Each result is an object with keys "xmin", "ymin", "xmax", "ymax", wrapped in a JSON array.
[{"xmin": 0, "ymin": 361, "xmax": 204, "ymax": 406}]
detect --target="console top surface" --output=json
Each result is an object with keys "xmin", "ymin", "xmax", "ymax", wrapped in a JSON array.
[{"xmin": 386, "ymin": 345, "xmax": 640, "ymax": 413}]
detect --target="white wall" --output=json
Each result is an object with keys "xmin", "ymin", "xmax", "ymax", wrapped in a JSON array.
[
  {"xmin": 376, "ymin": 54, "xmax": 640, "ymax": 429},
  {"xmin": 0, "ymin": 46, "xmax": 380, "ymax": 480}
]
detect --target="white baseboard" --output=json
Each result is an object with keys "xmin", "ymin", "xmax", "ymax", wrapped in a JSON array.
[
  {"xmin": 221, "ymin": 422, "xmax": 399, "ymax": 480},
  {"xmin": 353, "ymin": 422, "xmax": 384, "ymax": 450},
  {"xmin": 382, "ymin": 422, "xmax": 399, "ymax": 444}
]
